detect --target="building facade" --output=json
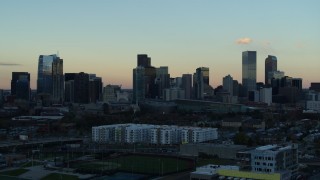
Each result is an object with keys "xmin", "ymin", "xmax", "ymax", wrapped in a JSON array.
[
  {"xmin": 92, "ymin": 124, "xmax": 218, "ymax": 145},
  {"xmin": 194, "ymin": 67, "xmax": 209, "ymax": 100},
  {"xmin": 52, "ymin": 57, "xmax": 64, "ymax": 103},
  {"xmin": 265, "ymin": 55, "xmax": 277, "ymax": 85},
  {"xmin": 182, "ymin": 74, "xmax": 192, "ymax": 99},
  {"xmin": 242, "ymin": 51, "xmax": 257, "ymax": 95},
  {"xmin": 223, "ymin": 74, "xmax": 233, "ymax": 96},
  {"xmin": 11, "ymin": 72, "xmax": 30, "ymax": 101},
  {"xmin": 251, "ymin": 144, "xmax": 298, "ymax": 174}
]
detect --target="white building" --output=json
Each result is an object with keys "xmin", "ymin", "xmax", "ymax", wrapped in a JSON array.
[
  {"xmin": 251, "ymin": 144, "xmax": 298, "ymax": 174},
  {"xmin": 92, "ymin": 124, "xmax": 218, "ymax": 145},
  {"xmin": 260, "ymin": 87, "xmax": 272, "ymax": 105},
  {"xmin": 306, "ymin": 91, "xmax": 320, "ymax": 112}
]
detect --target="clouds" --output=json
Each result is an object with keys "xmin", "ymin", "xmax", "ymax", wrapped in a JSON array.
[
  {"xmin": 0, "ymin": 63, "xmax": 21, "ymax": 66},
  {"xmin": 235, "ymin": 37, "xmax": 252, "ymax": 45}
]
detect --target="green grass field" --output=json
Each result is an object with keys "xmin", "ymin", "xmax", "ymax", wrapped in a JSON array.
[
  {"xmin": 0, "ymin": 169, "xmax": 29, "ymax": 176},
  {"xmin": 75, "ymin": 155, "xmax": 193, "ymax": 175},
  {"xmin": 196, "ymin": 158, "xmax": 236, "ymax": 167},
  {"xmin": 41, "ymin": 173, "xmax": 79, "ymax": 180}
]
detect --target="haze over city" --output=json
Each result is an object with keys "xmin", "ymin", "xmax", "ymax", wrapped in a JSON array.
[{"xmin": 0, "ymin": 0, "xmax": 319, "ymax": 89}]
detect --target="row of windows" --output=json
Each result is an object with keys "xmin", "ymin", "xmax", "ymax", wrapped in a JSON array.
[
  {"xmin": 255, "ymin": 168, "xmax": 272, "ymax": 172},
  {"xmin": 255, "ymin": 162, "xmax": 274, "ymax": 166},
  {"xmin": 254, "ymin": 156, "xmax": 274, "ymax": 161}
]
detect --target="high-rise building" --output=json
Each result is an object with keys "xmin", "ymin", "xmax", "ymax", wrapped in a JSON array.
[
  {"xmin": 182, "ymin": 74, "xmax": 192, "ymax": 99},
  {"xmin": 194, "ymin": 67, "xmax": 209, "ymax": 99},
  {"xmin": 155, "ymin": 66, "xmax": 170, "ymax": 99},
  {"xmin": 74, "ymin": 72, "xmax": 89, "ymax": 103},
  {"xmin": 37, "ymin": 55, "xmax": 56, "ymax": 94},
  {"xmin": 89, "ymin": 77, "xmax": 103, "ymax": 103},
  {"xmin": 133, "ymin": 66, "xmax": 145, "ymax": 103},
  {"xmin": 265, "ymin": 55, "xmax": 277, "ymax": 85},
  {"xmin": 11, "ymin": 72, "xmax": 30, "ymax": 101},
  {"xmin": 233, "ymin": 80, "xmax": 239, "ymax": 97},
  {"xmin": 310, "ymin": 83, "xmax": 320, "ymax": 92},
  {"xmin": 260, "ymin": 87, "xmax": 272, "ymax": 106},
  {"xmin": 103, "ymin": 85, "xmax": 121, "ymax": 102},
  {"xmin": 137, "ymin": 54, "xmax": 151, "ymax": 67},
  {"xmin": 52, "ymin": 57, "xmax": 64, "ymax": 103},
  {"xmin": 242, "ymin": 51, "xmax": 257, "ymax": 95},
  {"xmin": 64, "ymin": 73, "xmax": 76, "ymax": 103},
  {"xmin": 292, "ymin": 78, "xmax": 303, "ymax": 90},
  {"xmin": 223, "ymin": 75, "xmax": 233, "ymax": 96}
]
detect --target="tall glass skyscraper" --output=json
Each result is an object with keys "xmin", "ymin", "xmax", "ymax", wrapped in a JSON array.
[
  {"xmin": 11, "ymin": 72, "xmax": 30, "ymax": 100},
  {"xmin": 133, "ymin": 66, "xmax": 145, "ymax": 103},
  {"xmin": 242, "ymin": 51, "xmax": 257, "ymax": 94},
  {"xmin": 37, "ymin": 55, "xmax": 55, "ymax": 94},
  {"xmin": 193, "ymin": 67, "xmax": 209, "ymax": 99},
  {"xmin": 37, "ymin": 54, "xmax": 63, "ymax": 103},
  {"xmin": 265, "ymin": 55, "xmax": 277, "ymax": 85},
  {"xmin": 52, "ymin": 57, "xmax": 64, "ymax": 103}
]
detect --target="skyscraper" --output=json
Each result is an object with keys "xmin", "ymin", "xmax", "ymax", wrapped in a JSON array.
[
  {"xmin": 265, "ymin": 55, "xmax": 277, "ymax": 85},
  {"xmin": 37, "ymin": 55, "xmax": 54, "ymax": 94},
  {"xmin": 242, "ymin": 51, "xmax": 257, "ymax": 94},
  {"xmin": 182, "ymin": 74, "xmax": 192, "ymax": 99},
  {"xmin": 64, "ymin": 73, "xmax": 77, "ymax": 103},
  {"xmin": 133, "ymin": 66, "xmax": 145, "ymax": 103},
  {"xmin": 223, "ymin": 74, "xmax": 233, "ymax": 96},
  {"xmin": 52, "ymin": 57, "xmax": 64, "ymax": 103},
  {"xmin": 194, "ymin": 67, "xmax": 209, "ymax": 99},
  {"xmin": 74, "ymin": 72, "xmax": 89, "ymax": 103},
  {"xmin": 89, "ymin": 76, "xmax": 103, "ymax": 103},
  {"xmin": 155, "ymin": 66, "xmax": 170, "ymax": 99},
  {"xmin": 137, "ymin": 54, "xmax": 151, "ymax": 67},
  {"xmin": 11, "ymin": 72, "xmax": 30, "ymax": 101}
]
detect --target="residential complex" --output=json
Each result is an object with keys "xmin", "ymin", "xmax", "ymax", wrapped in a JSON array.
[{"xmin": 92, "ymin": 124, "xmax": 218, "ymax": 145}]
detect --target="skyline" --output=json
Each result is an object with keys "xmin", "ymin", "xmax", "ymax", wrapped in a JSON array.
[{"xmin": 1, "ymin": 1, "xmax": 319, "ymax": 89}]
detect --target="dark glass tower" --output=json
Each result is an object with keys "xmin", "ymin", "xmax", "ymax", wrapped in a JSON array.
[
  {"xmin": 137, "ymin": 54, "xmax": 151, "ymax": 67},
  {"xmin": 242, "ymin": 51, "xmax": 257, "ymax": 95},
  {"xmin": 193, "ymin": 67, "xmax": 209, "ymax": 99},
  {"xmin": 52, "ymin": 57, "xmax": 64, "ymax": 103},
  {"xmin": 11, "ymin": 72, "xmax": 30, "ymax": 100},
  {"xmin": 265, "ymin": 55, "xmax": 277, "ymax": 85}
]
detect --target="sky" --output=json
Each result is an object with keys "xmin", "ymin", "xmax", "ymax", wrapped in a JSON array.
[{"xmin": 0, "ymin": 0, "xmax": 319, "ymax": 89}]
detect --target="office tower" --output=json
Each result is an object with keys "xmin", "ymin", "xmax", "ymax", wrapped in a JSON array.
[
  {"xmin": 155, "ymin": 66, "xmax": 170, "ymax": 99},
  {"xmin": 292, "ymin": 78, "xmax": 303, "ymax": 90},
  {"xmin": 74, "ymin": 72, "xmax": 89, "ymax": 103},
  {"xmin": 182, "ymin": 74, "xmax": 192, "ymax": 99},
  {"xmin": 265, "ymin": 55, "xmax": 277, "ymax": 85},
  {"xmin": 0, "ymin": 89, "xmax": 3, "ymax": 105},
  {"xmin": 103, "ymin": 85, "xmax": 121, "ymax": 102},
  {"xmin": 242, "ymin": 51, "xmax": 257, "ymax": 95},
  {"xmin": 233, "ymin": 80, "xmax": 239, "ymax": 97},
  {"xmin": 193, "ymin": 67, "xmax": 209, "ymax": 99},
  {"xmin": 64, "ymin": 73, "xmax": 76, "ymax": 103},
  {"xmin": 260, "ymin": 87, "xmax": 272, "ymax": 105},
  {"xmin": 52, "ymin": 57, "xmax": 64, "ymax": 103},
  {"xmin": 11, "ymin": 72, "xmax": 30, "ymax": 101},
  {"xmin": 163, "ymin": 88, "xmax": 185, "ymax": 101},
  {"xmin": 37, "ymin": 55, "xmax": 56, "ymax": 94},
  {"xmin": 223, "ymin": 75, "xmax": 233, "ymax": 96},
  {"xmin": 137, "ymin": 54, "xmax": 151, "ymax": 67},
  {"xmin": 310, "ymin": 82, "xmax": 320, "ymax": 92},
  {"xmin": 89, "ymin": 77, "xmax": 103, "ymax": 103},
  {"xmin": 133, "ymin": 66, "xmax": 145, "ymax": 103}
]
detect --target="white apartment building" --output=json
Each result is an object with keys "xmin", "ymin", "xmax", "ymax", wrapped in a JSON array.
[
  {"xmin": 251, "ymin": 144, "xmax": 298, "ymax": 174},
  {"xmin": 92, "ymin": 123, "xmax": 218, "ymax": 145}
]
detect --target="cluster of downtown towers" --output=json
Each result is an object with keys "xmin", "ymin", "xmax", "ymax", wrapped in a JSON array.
[{"xmin": 10, "ymin": 51, "xmax": 298, "ymax": 104}]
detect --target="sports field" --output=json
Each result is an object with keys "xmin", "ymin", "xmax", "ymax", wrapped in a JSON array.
[{"xmin": 75, "ymin": 154, "xmax": 193, "ymax": 175}]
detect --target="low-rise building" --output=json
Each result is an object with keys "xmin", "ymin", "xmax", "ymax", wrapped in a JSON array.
[{"xmin": 92, "ymin": 123, "xmax": 218, "ymax": 145}]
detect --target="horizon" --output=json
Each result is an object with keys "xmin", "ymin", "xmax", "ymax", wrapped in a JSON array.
[{"xmin": 1, "ymin": 1, "xmax": 319, "ymax": 89}]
